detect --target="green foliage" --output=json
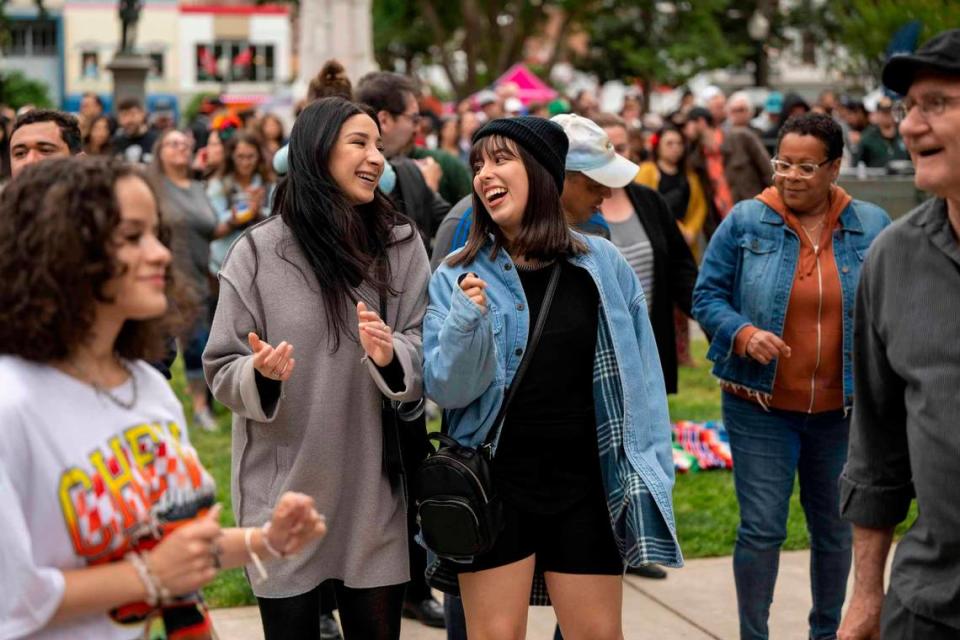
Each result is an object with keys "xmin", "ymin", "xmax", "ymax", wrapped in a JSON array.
[
  {"xmin": 0, "ymin": 70, "xmax": 53, "ymax": 110},
  {"xmin": 577, "ymin": 0, "xmax": 750, "ymax": 89},
  {"xmin": 373, "ymin": 0, "xmax": 590, "ymax": 99},
  {"xmin": 818, "ymin": 0, "xmax": 960, "ymax": 81}
]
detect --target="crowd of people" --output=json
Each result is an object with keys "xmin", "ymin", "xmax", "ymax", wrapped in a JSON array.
[{"xmin": 0, "ymin": 26, "xmax": 958, "ymax": 640}]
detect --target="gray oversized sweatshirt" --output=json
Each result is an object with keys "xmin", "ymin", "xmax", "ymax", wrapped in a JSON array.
[{"xmin": 203, "ymin": 216, "xmax": 430, "ymax": 597}]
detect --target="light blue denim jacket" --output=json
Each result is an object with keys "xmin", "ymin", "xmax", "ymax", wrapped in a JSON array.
[
  {"xmin": 692, "ymin": 197, "xmax": 890, "ymax": 408},
  {"xmin": 424, "ymin": 233, "xmax": 682, "ymax": 568}
]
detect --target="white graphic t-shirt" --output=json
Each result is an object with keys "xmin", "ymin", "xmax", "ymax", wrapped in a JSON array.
[{"xmin": 0, "ymin": 356, "xmax": 217, "ymax": 639}]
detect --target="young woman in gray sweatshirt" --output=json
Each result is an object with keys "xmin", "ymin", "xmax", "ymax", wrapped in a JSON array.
[{"xmin": 203, "ymin": 97, "xmax": 431, "ymax": 639}]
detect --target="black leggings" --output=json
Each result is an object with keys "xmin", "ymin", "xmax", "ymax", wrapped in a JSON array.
[{"xmin": 257, "ymin": 580, "xmax": 406, "ymax": 640}]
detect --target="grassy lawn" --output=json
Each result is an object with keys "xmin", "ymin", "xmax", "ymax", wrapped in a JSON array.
[{"xmin": 177, "ymin": 339, "xmax": 915, "ymax": 607}]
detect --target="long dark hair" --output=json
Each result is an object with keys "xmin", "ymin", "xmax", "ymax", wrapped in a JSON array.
[
  {"xmin": 272, "ymin": 97, "xmax": 415, "ymax": 350},
  {"xmin": 450, "ymin": 134, "xmax": 585, "ymax": 267},
  {"xmin": 224, "ymin": 131, "xmax": 271, "ymax": 184}
]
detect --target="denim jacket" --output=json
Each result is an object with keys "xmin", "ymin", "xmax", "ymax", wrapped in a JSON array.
[
  {"xmin": 424, "ymin": 233, "xmax": 682, "ymax": 569},
  {"xmin": 692, "ymin": 198, "xmax": 890, "ymax": 408}
]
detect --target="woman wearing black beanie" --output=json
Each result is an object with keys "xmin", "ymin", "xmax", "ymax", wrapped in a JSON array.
[{"xmin": 423, "ymin": 117, "xmax": 681, "ymax": 638}]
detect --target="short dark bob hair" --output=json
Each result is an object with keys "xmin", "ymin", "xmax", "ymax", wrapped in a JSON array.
[
  {"xmin": 449, "ymin": 134, "xmax": 586, "ymax": 267},
  {"xmin": 776, "ymin": 112, "xmax": 844, "ymax": 161},
  {"xmin": 0, "ymin": 157, "xmax": 193, "ymax": 362},
  {"xmin": 12, "ymin": 109, "xmax": 82, "ymax": 153}
]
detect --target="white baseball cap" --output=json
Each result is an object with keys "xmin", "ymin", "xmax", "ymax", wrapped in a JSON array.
[{"xmin": 550, "ymin": 113, "xmax": 639, "ymax": 188}]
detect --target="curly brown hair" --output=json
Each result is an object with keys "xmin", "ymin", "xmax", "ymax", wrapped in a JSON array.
[{"xmin": 0, "ymin": 156, "xmax": 194, "ymax": 362}]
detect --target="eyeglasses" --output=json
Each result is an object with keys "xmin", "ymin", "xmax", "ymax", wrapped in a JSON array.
[
  {"xmin": 163, "ymin": 140, "xmax": 193, "ymax": 151},
  {"xmin": 396, "ymin": 111, "xmax": 422, "ymax": 126},
  {"xmin": 770, "ymin": 158, "xmax": 833, "ymax": 179},
  {"xmin": 893, "ymin": 94, "xmax": 960, "ymax": 123}
]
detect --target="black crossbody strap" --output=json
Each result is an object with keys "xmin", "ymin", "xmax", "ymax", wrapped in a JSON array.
[{"xmin": 483, "ymin": 261, "xmax": 562, "ymax": 451}]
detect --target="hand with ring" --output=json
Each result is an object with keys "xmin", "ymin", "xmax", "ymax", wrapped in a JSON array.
[{"xmin": 248, "ymin": 332, "xmax": 296, "ymax": 381}]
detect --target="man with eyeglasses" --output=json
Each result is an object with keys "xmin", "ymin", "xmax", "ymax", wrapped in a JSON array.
[
  {"xmin": 838, "ymin": 28, "xmax": 960, "ymax": 640},
  {"xmin": 356, "ymin": 71, "xmax": 451, "ymax": 253}
]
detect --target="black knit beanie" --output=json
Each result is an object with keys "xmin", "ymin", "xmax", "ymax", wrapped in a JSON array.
[{"xmin": 472, "ymin": 116, "xmax": 568, "ymax": 194}]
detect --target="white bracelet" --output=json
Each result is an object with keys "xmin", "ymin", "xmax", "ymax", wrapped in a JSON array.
[
  {"xmin": 141, "ymin": 550, "xmax": 172, "ymax": 605},
  {"xmin": 260, "ymin": 522, "xmax": 285, "ymax": 559},
  {"xmin": 126, "ymin": 552, "xmax": 158, "ymax": 606},
  {"xmin": 244, "ymin": 527, "xmax": 269, "ymax": 582}
]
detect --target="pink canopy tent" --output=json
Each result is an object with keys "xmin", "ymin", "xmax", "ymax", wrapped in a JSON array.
[{"xmin": 469, "ymin": 64, "xmax": 559, "ymax": 107}]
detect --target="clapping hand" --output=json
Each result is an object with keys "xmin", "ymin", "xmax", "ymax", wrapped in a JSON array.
[
  {"xmin": 248, "ymin": 332, "xmax": 295, "ymax": 381},
  {"xmin": 357, "ymin": 301, "xmax": 394, "ymax": 367},
  {"xmin": 264, "ymin": 492, "xmax": 327, "ymax": 557}
]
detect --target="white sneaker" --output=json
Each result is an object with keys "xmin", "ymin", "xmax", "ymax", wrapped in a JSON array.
[{"xmin": 193, "ymin": 408, "xmax": 218, "ymax": 432}]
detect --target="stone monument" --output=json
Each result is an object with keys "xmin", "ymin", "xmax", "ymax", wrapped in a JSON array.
[{"xmin": 107, "ymin": 0, "xmax": 152, "ymax": 108}]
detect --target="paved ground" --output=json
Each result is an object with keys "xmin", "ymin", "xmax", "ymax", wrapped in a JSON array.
[{"xmin": 210, "ymin": 548, "xmax": 866, "ymax": 639}]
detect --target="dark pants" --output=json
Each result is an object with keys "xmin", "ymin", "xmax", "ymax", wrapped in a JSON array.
[
  {"xmin": 881, "ymin": 589, "xmax": 960, "ymax": 639},
  {"xmin": 723, "ymin": 392, "xmax": 852, "ymax": 640},
  {"xmin": 257, "ymin": 580, "xmax": 405, "ymax": 640}
]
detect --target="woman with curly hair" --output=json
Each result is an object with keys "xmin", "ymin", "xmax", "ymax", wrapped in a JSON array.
[
  {"xmin": 203, "ymin": 96, "xmax": 430, "ymax": 640},
  {"xmin": 0, "ymin": 157, "xmax": 326, "ymax": 640}
]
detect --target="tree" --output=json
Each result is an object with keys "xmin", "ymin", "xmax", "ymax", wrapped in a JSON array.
[
  {"xmin": 373, "ymin": 0, "xmax": 590, "ymax": 100},
  {"xmin": 577, "ymin": 0, "xmax": 750, "ymax": 106},
  {"xmin": 0, "ymin": 70, "xmax": 53, "ymax": 110},
  {"xmin": 804, "ymin": 0, "xmax": 960, "ymax": 85}
]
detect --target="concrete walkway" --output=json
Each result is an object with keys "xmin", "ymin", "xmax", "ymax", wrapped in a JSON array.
[{"xmin": 210, "ymin": 549, "xmax": 847, "ymax": 639}]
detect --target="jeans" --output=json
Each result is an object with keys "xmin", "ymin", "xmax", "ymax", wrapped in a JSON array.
[{"xmin": 722, "ymin": 392, "xmax": 852, "ymax": 640}]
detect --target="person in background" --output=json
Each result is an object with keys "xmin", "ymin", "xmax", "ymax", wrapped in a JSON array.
[
  {"xmin": 355, "ymin": 69, "xmax": 447, "ymax": 630},
  {"xmin": 637, "ymin": 127, "xmax": 709, "ymax": 254},
  {"xmin": 838, "ymin": 29, "xmax": 960, "ymax": 639},
  {"xmin": 763, "ymin": 93, "xmax": 810, "ymax": 140},
  {"xmin": 356, "ymin": 71, "xmax": 451, "ymax": 251},
  {"xmin": 854, "ymin": 96, "xmax": 910, "ymax": 168},
  {"xmin": 594, "ymin": 113, "xmax": 699, "ymax": 404},
  {"xmin": 438, "ymin": 116, "xmax": 461, "ymax": 158},
  {"xmin": 458, "ymin": 111, "xmax": 480, "ymax": 163},
  {"xmin": 0, "ymin": 111, "xmax": 11, "ymax": 183},
  {"xmin": 8, "ymin": 109, "xmax": 82, "ymax": 179},
  {"xmin": 636, "ymin": 126, "xmax": 708, "ymax": 370},
  {"xmin": 207, "ymin": 131, "xmax": 274, "ymax": 275},
  {"xmin": 151, "ymin": 129, "xmax": 238, "ymax": 432},
  {"xmin": 257, "ymin": 113, "xmax": 286, "ymax": 164},
  {"xmin": 686, "ymin": 107, "xmax": 734, "ymax": 238},
  {"xmin": 193, "ymin": 128, "xmax": 227, "ymax": 180},
  {"xmin": 839, "ymin": 98, "xmax": 870, "ymax": 162},
  {"xmin": 727, "ymin": 92, "xmax": 762, "ymax": 135},
  {"xmin": 572, "ymin": 88, "xmax": 600, "ymax": 119},
  {"xmin": 83, "ymin": 114, "xmax": 115, "ymax": 156},
  {"xmin": 114, "ymin": 98, "xmax": 159, "ymax": 165},
  {"xmin": 722, "ymin": 110, "xmax": 774, "ymax": 205},
  {"xmin": 693, "ymin": 113, "xmax": 890, "ymax": 640},
  {"xmin": 0, "ymin": 156, "xmax": 326, "ymax": 640},
  {"xmin": 78, "ymin": 91, "xmax": 105, "ymax": 138},
  {"xmin": 705, "ymin": 87, "xmax": 728, "ymax": 129},
  {"xmin": 816, "ymin": 89, "xmax": 839, "ymax": 118},
  {"xmin": 621, "ymin": 93, "xmax": 643, "ymax": 129},
  {"xmin": 204, "ymin": 97, "xmax": 430, "ymax": 640}
]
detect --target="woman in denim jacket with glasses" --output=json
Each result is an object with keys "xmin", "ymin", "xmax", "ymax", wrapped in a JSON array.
[{"xmin": 692, "ymin": 113, "xmax": 890, "ymax": 640}]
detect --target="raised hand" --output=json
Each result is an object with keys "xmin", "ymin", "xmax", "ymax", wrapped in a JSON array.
[
  {"xmin": 357, "ymin": 301, "xmax": 394, "ymax": 367},
  {"xmin": 745, "ymin": 330, "xmax": 792, "ymax": 365},
  {"xmin": 248, "ymin": 332, "xmax": 295, "ymax": 381},
  {"xmin": 146, "ymin": 505, "xmax": 223, "ymax": 597},
  {"xmin": 264, "ymin": 492, "xmax": 327, "ymax": 557},
  {"xmin": 458, "ymin": 273, "xmax": 487, "ymax": 313}
]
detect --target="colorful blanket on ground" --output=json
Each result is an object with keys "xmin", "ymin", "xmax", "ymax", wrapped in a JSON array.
[{"xmin": 672, "ymin": 420, "xmax": 732, "ymax": 472}]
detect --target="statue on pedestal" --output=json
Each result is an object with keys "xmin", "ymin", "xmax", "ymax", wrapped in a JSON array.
[{"xmin": 119, "ymin": 0, "xmax": 144, "ymax": 53}]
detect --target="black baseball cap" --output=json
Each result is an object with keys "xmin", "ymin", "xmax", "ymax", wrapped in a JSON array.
[{"xmin": 882, "ymin": 29, "xmax": 960, "ymax": 95}]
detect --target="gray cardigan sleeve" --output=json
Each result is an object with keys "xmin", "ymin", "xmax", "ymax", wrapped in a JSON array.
[
  {"xmin": 202, "ymin": 241, "xmax": 283, "ymax": 423},
  {"xmin": 364, "ymin": 228, "xmax": 431, "ymax": 401}
]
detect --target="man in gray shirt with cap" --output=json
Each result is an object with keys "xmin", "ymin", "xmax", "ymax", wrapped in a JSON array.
[{"xmin": 839, "ymin": 29, "xmax": 960, "ymax": 640}]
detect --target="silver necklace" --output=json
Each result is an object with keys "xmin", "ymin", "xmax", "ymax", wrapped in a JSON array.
[{"xmin": 66, "ymin": 358, "xmax": 139, "ymax": 410}]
